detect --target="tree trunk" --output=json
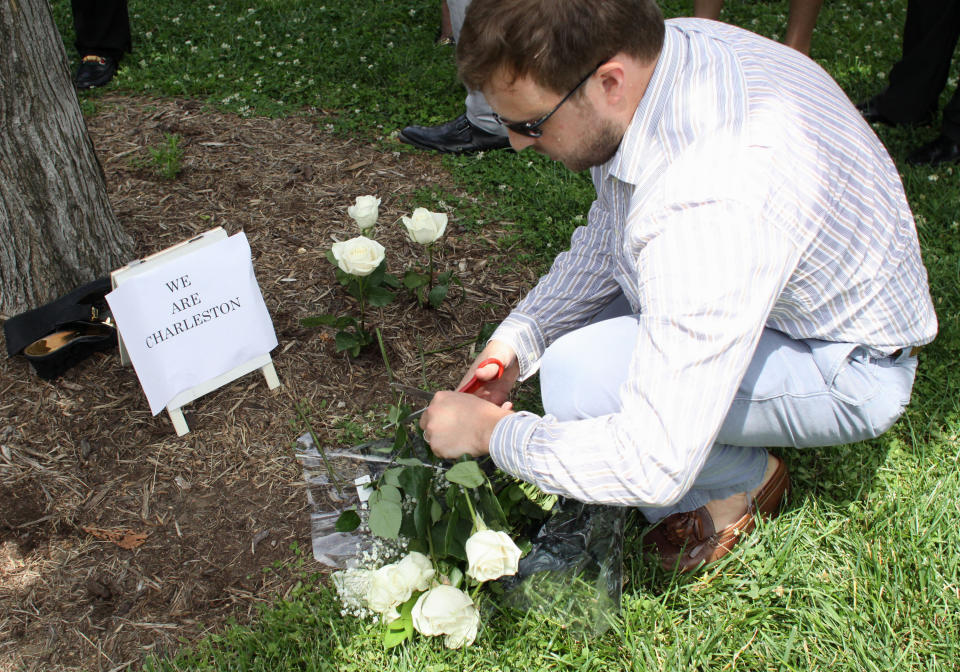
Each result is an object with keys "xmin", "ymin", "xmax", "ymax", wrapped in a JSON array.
[{"xmin": 0, "ymin": 0, "xmax": 133, "ymax": 317}]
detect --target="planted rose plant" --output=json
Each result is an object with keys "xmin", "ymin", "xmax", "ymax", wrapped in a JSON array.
[
  {"xmin": 301, "ymin": 233, "xmax": 398, "ymax": 356},
  {"xmin": 400, "ymin": 207, "xmax": 459, "ymax": 309}
]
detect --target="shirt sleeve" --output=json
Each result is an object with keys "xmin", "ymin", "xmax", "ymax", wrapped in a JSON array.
[
  {"xmin": 490, "ymin": 192, "xmax": 625, "ymax": 380},
  {"xmin": 489, "ymin": 198, "xmax": 801, "ymax": 507}
]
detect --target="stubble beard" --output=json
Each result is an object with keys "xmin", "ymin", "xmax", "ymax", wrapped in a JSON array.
[{"xmin": 560, "ymin": 119, "xmax": 622, "ymax": 173}]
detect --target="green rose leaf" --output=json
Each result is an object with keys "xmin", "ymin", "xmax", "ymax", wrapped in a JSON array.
[
  {"xmin": 373, "ymin": 484, "xmax": 402, "ymax": 504},
  {"xmin": 345, "ymin": 279, "xmax": 364, "ymax": 301},
  {"xmin": 445, "ymin": 461, "xmax": 485, "ymax": 488},
  {"xmin": 334, "ymin": 267, "xmax": 351, "ymax": 286},
  {"xmin": 476, "ymin": 321, "xmax": 499, "ymax": 344},
  {"xmin": 392, "ymin": 424, "xmax": 408, "ymax": 454},
  {"xmin": 368, "ymin": 485, "xmax": 402, "ymax": 538},
  {"xmin": 399, "ymin": 507, "xmax": 418, "ymax": 538},
  {"xmin": 427, "ymin": 283, "xmax": 449, "ymax": 309},
  {"xmin": 325, "ymin": 249, "xmax": 338, "ymax": 266},
  {"xmin": 407, "ymin": 536, "xmax": 428, "ymax": 555},
  {"xmin": 334, "ymin": 330, "xmax": 361, "ymax": 354},
  {"xmin": 335, "ymin": 508, "xmax": 361, "ymax": 533},
  {"xmin": 398, "ymin": 464, "xmax": 432, "ymax": 497},
  {"xmin": 478, "ymin": 485, "xmax": 509, "ymax": 529},
  {"xmin": 383, "ymin": 594, "xmax": 417, "ymax": 649},
  {"xmin": 403, "ymin": 270, "xmax": 430, "ymax": 289},
  {"xmin": 413, "ymin": 495, "xmax": 431, "ymax": 538},
  {"xmin": 430, "ymin": 519, "xmax": 449, "ymax": 559},
  {"xmin": 382, "ymin": 272, "xmax": 403, "ymax": 289},
  {"xmin": 381, "ymin": 467, "xmax": 403, "ymax": 488},
  {"xmin": 366, "ymin": 285, "xmax": 395, "ymax": 307},
  {"xmin": 444, "ymin": 515, "xmax": 472, "ymax": 561},
  {"xmin": 507, "ymin": 484, "xmax": 526, "ymax": 502},
  {"xmin": 396, "ymin": 457, "xmax": 426, "ymax": 467},
  {"xmin": 367, "ymin": 259, "xmax": 388, "ymax": 286}
]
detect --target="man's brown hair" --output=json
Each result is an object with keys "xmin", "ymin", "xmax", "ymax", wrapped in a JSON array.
[{"xmin": 457, "ymin": 0, "xmax": 665, "ymax": 94}]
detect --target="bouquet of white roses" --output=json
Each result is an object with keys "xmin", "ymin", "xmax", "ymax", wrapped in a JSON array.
[{"xmin": 331, "ymin": 452, "xmax": 554, "ymax": 649}]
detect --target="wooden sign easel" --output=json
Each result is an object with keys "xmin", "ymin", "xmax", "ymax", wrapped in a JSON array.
[{"xmin": 110, "ymin": 227, "xmax": 280, "ymax": 436}]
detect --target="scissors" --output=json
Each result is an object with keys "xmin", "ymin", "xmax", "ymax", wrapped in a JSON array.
[
  {"xmin": 388, "ymin": 357, "xmax": 505, "ymax": 424},
  {"xmin": 456, "ymin": 357, "xmax": 505, "ymax": 394}
]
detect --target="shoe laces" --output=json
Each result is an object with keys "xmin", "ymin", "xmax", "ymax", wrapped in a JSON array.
[{"xmin": 663, "ymin": 510, "xmax": 707, "ymax": 546}]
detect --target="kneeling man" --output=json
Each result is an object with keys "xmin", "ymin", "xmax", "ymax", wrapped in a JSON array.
[{"xmin": 420, "ymin": 0, "xmax": 937, "ymax": 573}]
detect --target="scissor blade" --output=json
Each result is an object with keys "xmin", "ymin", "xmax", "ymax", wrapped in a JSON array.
[{"xmin": 389, "ymin": 382, "xmax": 436, "ymax": 403}]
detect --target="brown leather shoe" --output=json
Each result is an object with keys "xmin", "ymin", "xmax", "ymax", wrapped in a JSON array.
[{"xmin": 643, "ymin": 456, "xmax": 790, "ymax": 573}]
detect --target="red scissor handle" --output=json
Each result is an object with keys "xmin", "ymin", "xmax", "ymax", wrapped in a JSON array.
[{"xmin": 458, "ymin": 357, "xmax": 505, "ymax": 394}]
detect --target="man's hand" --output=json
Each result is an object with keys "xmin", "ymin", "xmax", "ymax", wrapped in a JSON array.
[
  {"xmin": 456, "ymin": 339, "xmax": 520, "ymax": 405},
  {"xmin": 419, "ymin": 391, "xmax": 514, "ymax": 459}
]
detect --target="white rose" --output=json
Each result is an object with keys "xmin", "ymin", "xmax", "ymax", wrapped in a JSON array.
[
  {"xmin": 347, "ymin": 195, "xmax": 381, "ymax": 232},
  {"xmin": 411, "ymin": 585, "xmax": 479, "ymax": 649},
  {"xmin": 393, "ymin": 551, "xmax": 435, "ymax": 593},
  {"xmin": 330, "ymin": 236, "xmax": 385, "ymax": 277},
  {"xmin": 401, "ymin": 207, "xmax": 447, "ymax": 245},
  {"xmin": 367, "ymin": 564, "xmax": 408, "ymax": 622},
  {"xmin": 366, "ymin": 552, "xmax": 435, "ymax": 622},
  {"xmin": 465, "ymin": 529, "xmax": 522, "ymax": 582}
]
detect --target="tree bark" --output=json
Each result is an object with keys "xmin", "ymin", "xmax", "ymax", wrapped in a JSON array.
[{"xmin": 0, "ymin": 0, "xmax": 133, "ymax": 317}]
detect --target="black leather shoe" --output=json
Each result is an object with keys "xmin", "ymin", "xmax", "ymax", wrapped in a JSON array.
[
  {"xmin": 856, "ymin": 96, "xmax": 898, "ymax": 126},
  {"xmin": 399, "ymin": 114, "xmax": 511, "ymax": 154},
  {"xmin": 74, "ymin": 55, "xmax": 117, "ymax": 89},
  {"xmin": 856, "ymin": 95, "xmax": 933, "ymax": 127},
  {"xmin": 906, "ymin": 135, "xmax": 960, "ymax": 166}
]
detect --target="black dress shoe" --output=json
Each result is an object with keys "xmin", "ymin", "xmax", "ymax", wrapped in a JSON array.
[
  {"xmin": 856, "ymin": 95, "xmax": 934, "ymax": 127},
  {"xmin": 399, "ymin": 114, "xmax": 511, "ymax": 154},
  {"xmin": 74, "ymin": 55, "xmax": 118, "ymax": 89},
  {"xmin": 906, "ymin": 134, "xmax": 960, "ymax": 166},
  {"xmin": 856, "ymin": 96, "xmax": 897, "ymax": 126}
]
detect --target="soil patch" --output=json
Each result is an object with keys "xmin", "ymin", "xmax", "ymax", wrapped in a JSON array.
[{"xmin": 0, "ymin": 95, "xmax": 535, "ymax": 671}]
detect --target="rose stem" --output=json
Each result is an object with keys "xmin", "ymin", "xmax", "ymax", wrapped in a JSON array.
[{"xmin": 296, "ymin": 400, "xmax": 343, "ymax": 496}]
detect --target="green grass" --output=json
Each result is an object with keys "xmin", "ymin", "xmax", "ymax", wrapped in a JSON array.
[{"xmin": 51, "ymin": 0, "xmax": 960, "ymax": 669}]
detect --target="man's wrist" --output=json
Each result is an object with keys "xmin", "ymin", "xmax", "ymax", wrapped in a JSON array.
[
  {"xmin": 487, "ymin": 410, "xmax": 541, "ymax": 483},
  {"xmin": 481, "ymin": 406, "xmax": 514, "ymax": 452}
]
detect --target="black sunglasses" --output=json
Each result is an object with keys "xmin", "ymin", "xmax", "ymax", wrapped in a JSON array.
[{"xmin": 494, "ymin": 62, "xmax": 605, "ymax": 138}]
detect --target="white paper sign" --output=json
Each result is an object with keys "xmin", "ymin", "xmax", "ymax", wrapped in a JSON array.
[{"xmin": 106, "ymin": 232, "xmax": 278, "ymax": 415}]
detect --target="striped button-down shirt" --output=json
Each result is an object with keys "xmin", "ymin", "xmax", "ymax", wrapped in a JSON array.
[{"xmin": 487, "ymin": 19, "xmax": 937, "ymax": 507}]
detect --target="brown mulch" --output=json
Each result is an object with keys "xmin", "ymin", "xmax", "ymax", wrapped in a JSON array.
[{"xmin": 0, "ymin": 95, "xmax": 537, "ymax": 672}]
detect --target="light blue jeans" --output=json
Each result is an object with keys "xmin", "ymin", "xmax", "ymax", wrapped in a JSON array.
[{"xmin": 539, "ymin": 296, "xmax": 919, "ymax": 521}]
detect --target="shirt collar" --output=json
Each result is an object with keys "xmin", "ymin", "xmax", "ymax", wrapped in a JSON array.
[{"xmin": 602, "ymin": 22, "xmax": 683, "ymax": 186}]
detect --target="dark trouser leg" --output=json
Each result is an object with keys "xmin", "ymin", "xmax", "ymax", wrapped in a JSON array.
[
  {"xmin": 876, "ymin": 0, "xmax": 960, "ymax": 123},
  {"xmin": 940, "ymin": 87, "xmax": 960, "ymax": 142},
  {"xmin": 72, "ymin": 0, "xmax": 131, "ymax": 60}
]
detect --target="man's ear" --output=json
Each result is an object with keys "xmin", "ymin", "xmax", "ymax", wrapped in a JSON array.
[{"xmin": 597, "ymin": 59, "xmax": 628, "ymax": 106}]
